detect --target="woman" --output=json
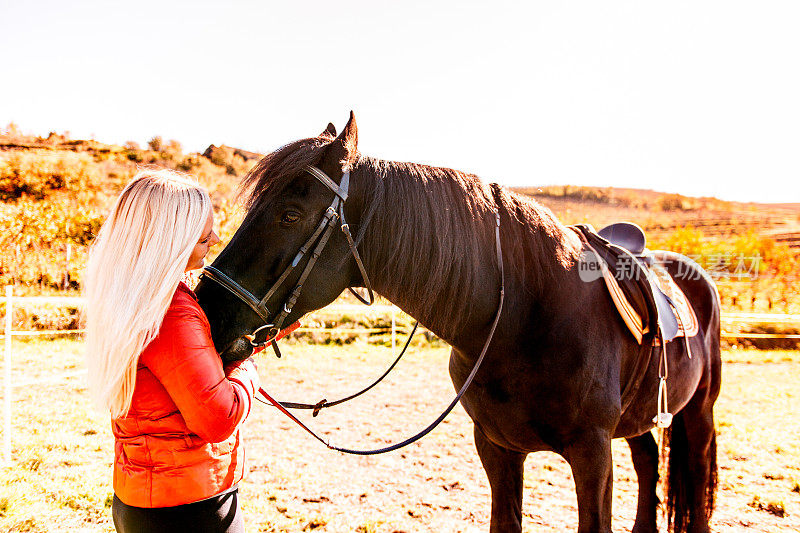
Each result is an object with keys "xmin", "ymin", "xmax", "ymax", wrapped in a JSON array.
[{"xmin": 85, "ymin": 169, "xmax": 259, "ymax": 533}]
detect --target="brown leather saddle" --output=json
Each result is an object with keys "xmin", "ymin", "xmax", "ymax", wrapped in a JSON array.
[{"xmin": 571, "ymin": 222, "xmax": 685, "ymax": 344}]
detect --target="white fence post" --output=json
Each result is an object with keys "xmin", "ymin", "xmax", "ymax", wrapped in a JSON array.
[{"xmin": 4, "ymin": 285, "xmax": 12, "ymax": 463}]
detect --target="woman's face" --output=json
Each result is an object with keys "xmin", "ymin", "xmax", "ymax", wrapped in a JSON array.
[{"xmin": 185, "ymin": 211, "xmax": 220, "ymax": 272}]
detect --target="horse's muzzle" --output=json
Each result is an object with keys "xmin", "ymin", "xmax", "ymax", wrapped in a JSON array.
[{"xmin": 220, "ymin": 336, "xmax": 255, "ymax": 363}]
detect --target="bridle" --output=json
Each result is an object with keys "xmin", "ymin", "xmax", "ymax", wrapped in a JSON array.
[
  {"xmin": 202, "ymin": 166, "xmax": 375, "ymax": 352},
  {"xmin": 201, "ymin": 165, "xmax": 506, "ymax": 455}
]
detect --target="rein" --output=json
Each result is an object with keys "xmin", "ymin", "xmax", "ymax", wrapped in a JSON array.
[
  {"xmin": 276, "ymin": 322, "xmax": 419, "ymax": 416},
  {"xmin": 202, "ymin": 165, "xmax": 505, "ymax": 455},
  {"xmin": 257, "ymin": 209, "xmax": 504, "ymax": 455}
]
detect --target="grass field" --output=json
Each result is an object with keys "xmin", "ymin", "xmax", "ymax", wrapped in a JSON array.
[{"xmin": 0, "ymin": 338, "xmax": 798, "ymax": 532}]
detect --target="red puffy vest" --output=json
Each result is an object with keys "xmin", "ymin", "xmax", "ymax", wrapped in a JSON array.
[{"xmin": 112, "ymin": 282, "xmax": 259, "ymax": 508}]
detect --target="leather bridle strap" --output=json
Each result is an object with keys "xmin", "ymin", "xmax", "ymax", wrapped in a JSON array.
[
  {"xmin": 202, "ymin": 265, "xmax": 272, "ymax": 325},
  {"xmin": 340, "ymin": 220, "xmax": 374, "ymax": 305},
  {"xmin": 306, "ymin": 166, "xmax": 348, "ymax": 201},
  {"xmin": 203, "ymin": 206, "xmax": 338, "ymax": 329},
  {"xmin": 328, "ymin": 169, "xmax": 374, "ymax": 306},
  {"xmin": 202, "ymin": 166, "xmax": 374, "ymax": 348},
  {"xmin": 256, "ymin": 208, "xmax": 505, "ymax": 455},
  {"xmin": 258, "ymin": 207, "xmax": 339, "ymax": 309},
  {"xmin": 265, "ymin": 212, "xmax": 339, "ymax": 339}
]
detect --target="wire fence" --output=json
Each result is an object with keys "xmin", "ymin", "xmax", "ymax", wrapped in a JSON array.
[
  {"xmin": 0, "ymin": 288, "xmax": 414, "ymax": 463},
  {"xmin": 1, "ymin": 287, "xmax": 798, "ymax": 463}
]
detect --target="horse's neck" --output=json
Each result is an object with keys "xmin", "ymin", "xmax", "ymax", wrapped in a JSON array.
[
  {"xmin": 350, "ymin": 163, "xmax": 489, "ymax": 344},
  {"xmin": 353, "ymin": 161, "xmax": 581, "ymax": 347}
]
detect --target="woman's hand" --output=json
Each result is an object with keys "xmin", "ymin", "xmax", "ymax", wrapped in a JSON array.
[{"xmin": 224, "ymin": 357, "xmax": 261, "ymax": 394}]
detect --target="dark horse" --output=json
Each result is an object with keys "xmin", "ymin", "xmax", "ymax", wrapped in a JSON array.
[{"xmin": 195, "ymin": 113, "xmax": 721, "ymax": 533}]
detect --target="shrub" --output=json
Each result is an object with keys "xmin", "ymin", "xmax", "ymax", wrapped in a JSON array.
[
  {"xmin": 0, "ymin": 151, "xmax": 102, "ymax": 200},
  {"xmin": 658, "ymin": 194, "xmax": 686, "ymax": 211},
  {"xmin": 0, "ymin": 135, "xmax": 255, "ymax": 292},
  {"xmin": 147, "ymin": 135, "xmax": 163, "ymax": 152},
  {"xmin": 165, "ymin": 139, "xmax": 182, "ymax": 155}
]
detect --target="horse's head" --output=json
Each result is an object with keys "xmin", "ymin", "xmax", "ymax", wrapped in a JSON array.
[{"xmin": 195, "ymin": 113, "xmax": 365, "ymax": 361}]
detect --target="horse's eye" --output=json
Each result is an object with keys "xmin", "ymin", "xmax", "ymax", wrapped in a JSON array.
[{"xmin": 281, "ymin": 211, "xmax": 301, "ymax": 225}]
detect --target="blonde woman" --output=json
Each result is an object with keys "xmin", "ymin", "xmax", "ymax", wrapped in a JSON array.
[{"xmin": 85, "ymin": 169, "xmax": 259, "ymax": 533}]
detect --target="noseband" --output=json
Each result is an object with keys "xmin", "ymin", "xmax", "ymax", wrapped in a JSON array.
[{"xmin": 201, "ymin": 166, "xmax": 375, "ymax": 349}]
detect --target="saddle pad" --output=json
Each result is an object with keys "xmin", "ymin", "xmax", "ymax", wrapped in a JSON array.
[{"xmin": 647, "ymin": 261, "xmax": 699, "ymax": 339}]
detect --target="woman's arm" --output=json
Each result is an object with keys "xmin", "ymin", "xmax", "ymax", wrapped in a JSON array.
[{"xmin": 141, "ymin": 305, "xmax": 260, "ymax": 443}]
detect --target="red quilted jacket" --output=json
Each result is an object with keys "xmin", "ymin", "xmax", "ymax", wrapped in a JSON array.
[{"xmin": 112, "ymin": 282, "xmax": 259, "ymax": 508}]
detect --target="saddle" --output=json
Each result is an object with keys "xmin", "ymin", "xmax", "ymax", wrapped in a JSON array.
[
  {"xmin": 571, "ymin": 222, "xmax": 698, "ymax": 346},
  {"xmin": 570, "ymin": 222, "xmax": 699, "ymax": 422}
]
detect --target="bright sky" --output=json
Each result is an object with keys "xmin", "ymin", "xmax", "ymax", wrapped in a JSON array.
[{"xmin": 2, "ymin": 1, "xmax": 799, "ymax": 203}]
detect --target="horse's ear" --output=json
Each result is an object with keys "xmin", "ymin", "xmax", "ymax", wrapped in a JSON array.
[
  {"xmin": 325, "ymin": 111, "xmax": 359, "ymax": 172},
  {"xmin": 339, "ymin": 111, "xmax": 358, "ymax": 149},
  {"xmin": 321, "ymin": 122, "xmax": 336, "ymax": 137}
]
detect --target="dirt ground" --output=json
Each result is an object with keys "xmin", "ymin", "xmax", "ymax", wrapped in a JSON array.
[
  {"xmin": 1, "ymin": 340, "xmax": 798, "ymax": 532},
  {"xmin": 236, "ymin": 343, "xmax": 800, "ymax": 532}
]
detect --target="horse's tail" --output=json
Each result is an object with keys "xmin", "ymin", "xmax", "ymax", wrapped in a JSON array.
[
  {"xmin": 650, "ymin": 249, "xmax": 719, "ymax": 532},
  {"xmin": 666, "ymin": 408, "xmax": 718, "ymax": 533}
]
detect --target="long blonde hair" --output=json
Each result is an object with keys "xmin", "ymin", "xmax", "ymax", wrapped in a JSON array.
[{"xmin": 84, "ymin": 169, "xmax": 212, "ymax": 418}]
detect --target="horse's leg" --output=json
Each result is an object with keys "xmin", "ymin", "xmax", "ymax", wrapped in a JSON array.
[
  {"xmin": 626, "ymin": 432, "xmax": 659, "ymax": 533},
  {"xmin": 563, "ymin": 429, "xmax": 614, "ymax": 533},
  {"xmin": 474, "ymin": 425, "xmax": 527, "ymax": 533}
]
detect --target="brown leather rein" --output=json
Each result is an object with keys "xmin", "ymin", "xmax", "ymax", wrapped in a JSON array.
[{"xmin": 203, "ymin": 166, "xmax": 505, "ymax": 455}]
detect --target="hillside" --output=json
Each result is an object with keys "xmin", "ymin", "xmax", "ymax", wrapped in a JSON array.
[
  {"xmin": 513, "ymin": 185, "xmax": 800, "ymax": 245},
  {"xmin": 0, "ymin": 127, "xmax": 257, "ymax": 294},
  {"xmin": 1, "ymin": 125, "xmax": 797, "ymax": 317}
]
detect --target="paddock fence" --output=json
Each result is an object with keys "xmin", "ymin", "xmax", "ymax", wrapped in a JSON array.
[
  {"xmin": 1, "ymin": 286, "xmax": 798, "ymax": 463},
  {"xmin": 0, "ymin": 287, "xmax": 417, "ymax": 464}
]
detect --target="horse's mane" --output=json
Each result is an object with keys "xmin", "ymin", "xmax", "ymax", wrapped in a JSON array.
[
  {"xmin": 356, "ymin": 157, "xmax": 579, "ymax": 336},
  {"xmin": 240, "ymin": 133, "xmax": 336, "ymax": 210},
  {"xmin": 356, "ymin": 157, "xmax": 495, "ymax": 336},
  {"xmin": 242, "ymin": 135, "xmax": 579, "ymax": 338}
]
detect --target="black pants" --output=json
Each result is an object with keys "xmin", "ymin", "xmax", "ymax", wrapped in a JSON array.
[{"xmin": 112, "ymin": 489, "xmax": 244, "ymax": 533}]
